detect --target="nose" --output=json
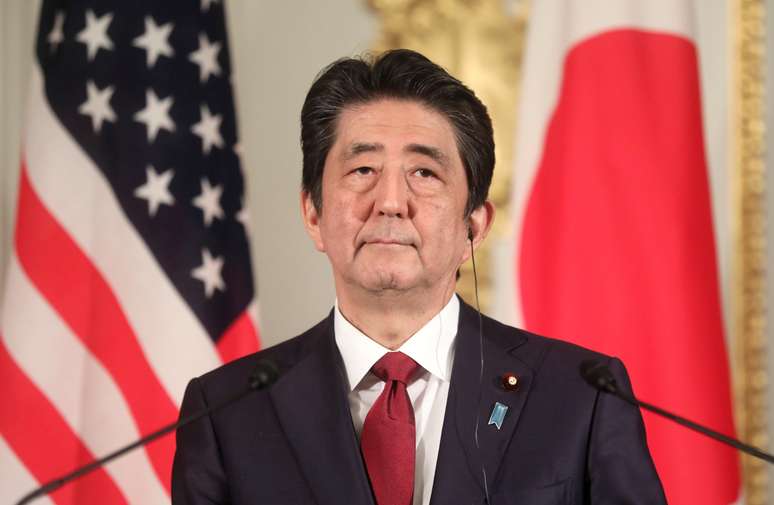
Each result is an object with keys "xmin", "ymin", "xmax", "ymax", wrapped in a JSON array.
[{"xmin": 373, "ymin": 167, "xmax": 409, "ymax": 218}]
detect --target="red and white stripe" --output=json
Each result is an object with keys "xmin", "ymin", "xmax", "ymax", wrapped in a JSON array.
[
  {"xmin": 506, "ymin": 1, "xmax": 740, "ymax": 504},
  {"xmin": 1, "ymin": 61, "xmax": 259, "ymax": 503},
  {"xmin": 1, "ymin": 436, "xmax": 55, "ymax": 505}
]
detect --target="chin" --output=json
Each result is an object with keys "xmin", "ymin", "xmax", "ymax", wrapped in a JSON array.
[{"xmin": 358, "ymin": 269, "xmax": 417, "ymax": 293}]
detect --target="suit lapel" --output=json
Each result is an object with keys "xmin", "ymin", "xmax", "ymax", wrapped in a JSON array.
[
  {"xmin": 270, "ymin": 315, "xmax": 375, "ymax": 505},
  {"xmin": 431, "ymin": 301, "xmax": 534, "ymax": 503}
]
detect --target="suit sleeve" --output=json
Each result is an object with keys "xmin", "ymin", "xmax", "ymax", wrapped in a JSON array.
[
  {"xmin": 172, "ymin": 377, "xmax": 231, "ymax": 505},
  {"xmin": 587, "ymin": 357, "xmax": 667, "ymax": 504}
]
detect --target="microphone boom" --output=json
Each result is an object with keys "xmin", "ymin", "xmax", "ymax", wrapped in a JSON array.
[
  {"xmin": 15, "ymin": 359, "xmax": 280, "ymax": 505},
  {"xmin": 580, "ymin": 360, "xmax": 774, "ymax": 465}
]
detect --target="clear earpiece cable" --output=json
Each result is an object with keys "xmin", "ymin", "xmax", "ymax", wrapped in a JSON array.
[{"xmin": 470, "ymin": 237, "xmax": 490, "ymax": 504}]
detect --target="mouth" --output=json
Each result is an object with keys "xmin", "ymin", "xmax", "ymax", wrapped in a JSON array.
[
  {"xmin": 366, "ymin": 239, "xmax": 411, "ymax": 246},
  {"xmin": 356, "ymin": 236, "xmax": 416, "ymax": 254},
  {"xmin": 356, "ymin": 225, "xmax": 417, "ymax": 253}
]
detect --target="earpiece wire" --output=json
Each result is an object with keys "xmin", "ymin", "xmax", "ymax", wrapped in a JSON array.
[{"xmin": 470, "ymin": 236, "xmax": 490, "ymax": 504}]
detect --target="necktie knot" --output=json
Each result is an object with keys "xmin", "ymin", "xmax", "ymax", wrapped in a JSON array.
[{"xmin": 371, "ymin": 352, "xmax": 419, "ymax": 385}]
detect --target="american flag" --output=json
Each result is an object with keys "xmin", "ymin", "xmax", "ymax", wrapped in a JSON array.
[{"xmin": 0, "ymin": 0, "xmax": 260, "ymax": 503}]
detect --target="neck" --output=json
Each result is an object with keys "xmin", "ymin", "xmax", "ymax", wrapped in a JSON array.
[{"xmin": 336, "ymin": 280, "xmax": 456, "ymax": 350}]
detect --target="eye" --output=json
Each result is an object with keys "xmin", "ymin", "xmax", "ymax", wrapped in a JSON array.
[
  {"xmin": 352, "ymin": 166, "xmax": 374, "ymax": 176},
  {"xmin": 414, "ymin": 168, "xmax": 437, "ymax": 178}
]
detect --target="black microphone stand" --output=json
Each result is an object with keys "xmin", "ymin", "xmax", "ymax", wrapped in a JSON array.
[{"xmin": 581, "ymin": 360, "xmax": 774, "ymax": 465}]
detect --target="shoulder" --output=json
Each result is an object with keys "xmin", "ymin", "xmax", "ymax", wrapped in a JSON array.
[
  {"xmin": 191, "ymin": 312, "xmax": 334, "ymax": 399},
  {"xmin": 471, "ymin": 301, "xmax": 614, "ymax": 361},
  {"xmin": 461, "ymin": 300, "xmax": 623, "ymax": 383},
  {"xmin": 471, "ymin": 307, "xmax": 640, "ymax": 415}
]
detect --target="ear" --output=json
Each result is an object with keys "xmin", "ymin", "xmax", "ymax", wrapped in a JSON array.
[
  {"xmin": 462, "ymin": 200, "xmax": 495, "ymax": 261},
  {"xmin": 300, "ymin": 191, "xmax": 326, "ymax": 252}
]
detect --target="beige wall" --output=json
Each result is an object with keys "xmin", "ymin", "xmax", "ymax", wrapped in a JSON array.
[
  {"xmin": 225, "ymin": 1, "xmax": 376, "ymax": 345},
  {"xmin": 0, "ymin": 0, "xmax": 40, "ymax": 308}
]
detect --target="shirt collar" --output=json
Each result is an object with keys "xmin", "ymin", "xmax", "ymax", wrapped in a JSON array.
[{"xmin": 334, "ymin": 295, "xmax": 459, "ymax": 391}]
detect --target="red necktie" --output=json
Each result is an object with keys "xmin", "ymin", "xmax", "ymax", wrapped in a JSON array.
[{"xmin": 361, "ymin": 352, "xmax": 420, "ymax": 505}]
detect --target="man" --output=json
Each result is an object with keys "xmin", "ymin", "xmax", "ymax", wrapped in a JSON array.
[{"xmin": 172, "ymin": 49, "xmax": 666, "ymax": 505}]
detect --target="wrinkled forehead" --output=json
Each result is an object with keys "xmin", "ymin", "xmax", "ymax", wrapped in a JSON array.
[{"xmin": 329, "ymin": 98, "xmax": 462, "ymax": 162}]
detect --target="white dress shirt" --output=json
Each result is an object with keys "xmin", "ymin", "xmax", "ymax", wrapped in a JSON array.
[{"xmin": 334, "ymin": 295, "xmax": 459, "ymax": 505}]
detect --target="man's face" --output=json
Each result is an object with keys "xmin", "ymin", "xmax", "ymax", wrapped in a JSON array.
[{"xmin": 302, "ymin": 99, "xmax": 487, "ymax": 299}]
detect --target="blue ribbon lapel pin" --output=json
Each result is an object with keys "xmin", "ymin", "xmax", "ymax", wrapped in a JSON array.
[{"xmin": 488, "ymin": 402, "xmax": 509, "ymax": 430}]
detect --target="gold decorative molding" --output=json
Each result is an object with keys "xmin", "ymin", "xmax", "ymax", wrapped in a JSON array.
[
  {"xmin": 731, "ymin": 0, "xmax": 768, "ymax": 503},
  {"xmin": 366, "ymin": 0, "xmax": 529, "ymax": 309}
]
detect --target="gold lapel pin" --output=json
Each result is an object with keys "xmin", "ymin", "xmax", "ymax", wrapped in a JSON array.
[{"xmin": 501, "ymin": 372, "xmax": 519, "ymax": 391}]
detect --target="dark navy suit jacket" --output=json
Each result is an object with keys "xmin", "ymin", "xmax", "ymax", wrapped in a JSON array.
[{"xmin": 172, "ymin": 301, "xmax": 666, "ymax": 504}]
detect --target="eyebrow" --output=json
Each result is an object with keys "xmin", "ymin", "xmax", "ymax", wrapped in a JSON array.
[
  {"xmin": 342, "ymin": 142, "xmax": 449, "ymax": 167},
  {"xmin": 343, "ymin": 142, "xmax": 384, "ymax": 160},
  {"xmin": 405, "ymin": 143, "xmax": 448, "ymax": 167}
]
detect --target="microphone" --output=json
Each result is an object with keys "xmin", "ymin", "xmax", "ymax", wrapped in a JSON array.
[
  {"xmin": 248, "ymin": 359, "xmax": 280, "ymax": 390},
  {"xmin": 15, "ymin": 359, "xmax": 280, "ymax": 505},
  {"xmin": 580, "ymin": 360, "xmax": 774, "ymax": 465},
  {"xmin": 579, "ymin": 360, "xmax": 617, "ymax": 394}
]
